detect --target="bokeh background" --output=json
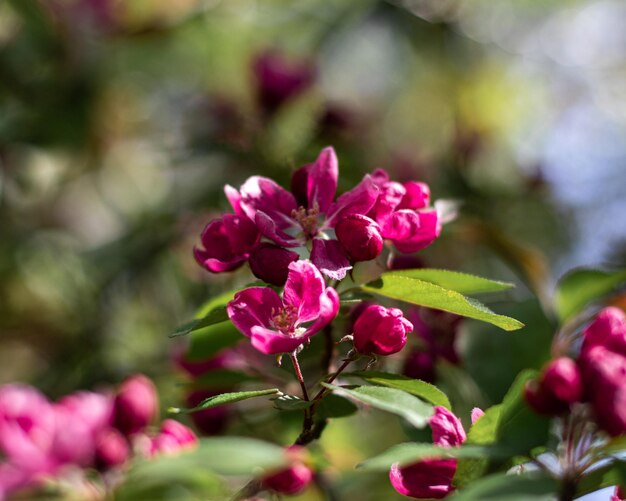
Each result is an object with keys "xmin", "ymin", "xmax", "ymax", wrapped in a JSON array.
[{"xmin": 1, "ymin": 0, "xmax": 625, "ymax": 499}]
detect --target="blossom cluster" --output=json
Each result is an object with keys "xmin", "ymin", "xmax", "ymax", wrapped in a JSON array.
[
  {"xmin": 524, "ymin": 306, "xmax": 626, "ymax": 437},
  {"xmin": 195, "ymin": 146, "xmax": 441, "ymax": 356},
  {"xmin": 0, "ymin": 375, "xmax": 196, "ymax": 500}
]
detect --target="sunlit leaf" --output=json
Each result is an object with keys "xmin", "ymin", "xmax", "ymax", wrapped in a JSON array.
[
  {"xmin": 321, "ymin": 383, "xmax": 433, "ymax": 428},
  {"xmin": 451, "ymin": 471, "xmax": 557, "ymax": 500},
  {"xmin": 389, "ymin": 269, "xmax": 515, "ymax": 295},
  {"xmin": 345, "ymin": 371, "xmax": 451, "ymax": 409},
  {"xmin": 362, "ymin": 274, "xmax": 524, "ymax": 331},
  {"xmin": 173, "ymin": 388, "xmax": 280, "ymax": 413},
  {"xmin": 272, "ymin": 395, "xmax": 313, "ymax": 411},
  {"xmin": 576, "ymin": 460, "xmax": 626, "ymax": 497},
  {"xmin": 555, "ymin": 268, "xmax": 626, "ymax": 322}
]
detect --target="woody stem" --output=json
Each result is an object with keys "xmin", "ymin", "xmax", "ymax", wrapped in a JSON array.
[{"xmin": 291, "ymin": 354, "xmax": 309, "ymax": 401}]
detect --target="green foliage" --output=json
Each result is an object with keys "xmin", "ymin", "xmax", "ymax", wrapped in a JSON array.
[
  {"xmin": 576, "ymin": 460, "xmax": 626, "ymax": 497},
  {"xmin": 321, "ymin": 383, "xmax": 433, "ymax": 428},
  {"xmin": 170, "ymin": 307, "xmax": 229, "ymax": 338},
  {"xmin": 174, "ymin": 388, "xmax": 280, "ymax": 412},
  {"xmin": 454, "ymin": 405, "xmax": 502, "ymax": 487},
  {"xmin": 451, "ymin": 472, "xmax": 558, "ymax": 500},
  {"xmin": 272, "ymin": 394, "xmax": 313, "ymax": 411},
  {"xmin": 315, "ymin": 394, "xmax": 358, "ymax": 419},
  {"xmin": 345, "ymin": 371, "xmax": 451, "ymax": 409},
  {"xmin": 555, "ymin": 267, "xmax": 626, "ymax": 322},
  {"xmin": 362, "ymin": 273, "xmax": 524, "ymax": 331},
  {"xmin": 386, "ymin": 269, "xmax": 515, "ymax": 295},
  {"xmin": 495, "ymin": 370, "xmax": 550, "ymax": 456},
  {"xmin": 357, "ymin": 443, "xmax": 511, "ymax": 471}
]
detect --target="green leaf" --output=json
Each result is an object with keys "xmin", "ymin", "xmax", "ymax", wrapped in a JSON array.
[
  {"xmin": 495, "ymin": 370, "xmax": 550, "ymax": 455},
  {"xmin": 454, "ymin": 405, "xmax": 502, "ymax": 488},
  {"xmin": 115, "ymin": 453, "xmax": 227, "ymax": 501},
  {"xmin": 315, "ymin": 394, "xmax": 358, "ymax": 419},
  {"xmin": 576, "ymin": 460, "xmax": 626, "ymax": 497},
  {"xmin": 595, "ymin": 435, "xmax": 626, "ymax": 458},
  {"xmin": 186, "ymin": 369, "xmax": 257, "ymax": 389},
  {"xmin": 321, "ymin": 383, "xmax": 433, "ymax": 428},
  {"xmin": 272, "ymin": 395, "xmax": 313, "ymax": 411},
  {"xmin": 451, "ymin": 472, "xmax": 558, "ymax": 500},
  {"xmin": 362, "ymin": 274, "xmax": 524, "ymax": 331},
  {"xmin": 187, "ymin": 322, "xmax": 242, "ymax": 361},
  {"xmin": 173, "ymin": 388, "xmax": 280, "ymax": 413},
  {"xmin": 555, "ymin": 268, "xmax": 626, "ymax": 322},
  {"xmin": 389, "ymin": 269, "xmax": 515, "ymax": 295},
  {"xmin": 170, "ymin": 306, "xmax": 229, "ymax": 338},
  {"xmin": 196, "ymin": 437, "xmax": 288, "ymax": 475},
  {"xmin": 357, "ymin": 443, "xmax": 511, "ymax": 471},
  {"xmin": 345, "ymin": 371, "xmax": 451, "ymax": 409}
]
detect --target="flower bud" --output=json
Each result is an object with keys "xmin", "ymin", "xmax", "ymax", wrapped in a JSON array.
[
  {"xmin": 524, "ymin": 357, "xmax": 583, "ymax": 416},
  {"xmin": 353, "ymin": 305, "xmax": 413, "ymax": 356},
  {"xmin": 95, "ymin": 428, "xmax": 129, "ymax": 470},
  {"xmin": 398, "ymin": 181, "xmax": 430, "ymax": 210},
  {"xmin": 335, "ymin": 214, "xmax": 383, "ymax": 262},
  {"xmin": 149, "ymin": 419, "xmax": 198, "ymax": 456},
  {"xmin": 263, "ymin": 446, "xmax": 313, "ymax": 495},
  {"xmin": 249, "ymin": 243, "xmax": 299, "ymax": 286},
  {"xmin": 390, "ymin": 459, "xmax": 457, "ymax": 499},
  {"xmin": 194, "ymin": 214, "xmax": 260, "ymax": 273},
  {"xmin": 582, "ymin": 307, "xmax": 626, "ymax": 357},
  {"xmin": 542, "ymin": 357, "xmax": 583, "ymax": 404},
  {"xmin": 579, "ymin": 345, "xmax": 626, "ymax": 436},
  {"xmin": 113, "ymin": 375, "xmax": 158, "ymax": 436}
]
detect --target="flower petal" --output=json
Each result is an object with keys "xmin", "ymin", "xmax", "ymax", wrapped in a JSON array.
[
  {"xmin": 282, "ymin": 261, "xmax": 326, "ymax": 323},
  {"xmin": 430, "ymin": 406, "xmax": 466, "ymax": 447},
  {"xmin": 227, "ymin": 287, "xmax": 282, "ymax": 338},
  {"xmin": 310, "ymin": 238, "xmax": 352, "ymax": 281},
  {"xmin": 306, "ymin": 147, "xmax": 338, "ymax": 214},
  {"xmin": 250, "ymin": 326, "xmax": 309, "ymax": 355},
  {"xmin": 239, "ymin": 176, "xmax": 298, "ymax": 226},
  {"xmin": 303, "ymin": 287, "xmax": 340, "ymax": 337},
  {"xmin": 393, "ymin": 210, "xmax": 441, "ymax": 253},
  {"xmin": 326, "ymin": 175, "xmax": 379, "ymax": 228},
  {"xmin": 255, "ymin": 211, "xmax": 302, "ymax": 248},
  {"xmin": 389, "ymin": 459, "xmax": 457, "ymax": 499}
]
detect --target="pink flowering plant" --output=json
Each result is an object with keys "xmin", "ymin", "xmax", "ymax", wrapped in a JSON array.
[{"xmin": 3, "ymin": 146, "xmax": 625, "ymax": 500}]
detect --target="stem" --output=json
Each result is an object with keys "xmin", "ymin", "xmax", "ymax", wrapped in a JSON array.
[
  {"xmin": 312, "ymin": 358, "xmax": 352, "ymax": 401},
  {"xmin": 291, "ymin": 354, "xmax": 310, "ymax": 401}
]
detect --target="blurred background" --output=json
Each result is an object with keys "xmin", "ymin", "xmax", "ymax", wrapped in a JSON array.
[{"xmin": 1, "ymin": 0, "xmax": 625, "ymax": 499}]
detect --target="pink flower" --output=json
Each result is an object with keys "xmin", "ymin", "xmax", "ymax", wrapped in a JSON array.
[
  {"xmin": 52, "ymin": 391, "xmax": 114, "ymax": 467},
  {"xmin": 148, "ymin": 419, "xmax": 198, "ymax": 457},
  {"xmin": 113, "ymin": 375, "xmax": 158, "ymax": 436},
  {"xmin": 228, "ymin": 147, "xmax": 380, "ymax": 279},
  {"xmin": 524, "ymin": 357, "xmax": 583, "ymax": 416},
  {"xmin": 0, "ymin": 385, "xmax": 58, "ymax": 496},
  {"xmin": 227, "ymin": 261, "xmax": 339, "ymax": 354},
  {"xmin": 353, "ymin": 305, "xmax": 414, "ymax": 356},
  {"xmin": 579, "ymin": 345, "xmax": 626, "ymax": 436},
  {"xmin": 335, "ymin": 214, "xmax": 383, "ymax": 262},
  {"xmin": 262, "ymin": 446, "xmax": 313, "ymax": 495},
  {"xmin": 252, "ymin": 50, "xmax": 316, "ymax": 116},
  {"xmin": 582, "ymin": 307, "xmax": 626, "ymax": 356},
  {"xmin": 367, "ymin": 169, "xmax": 441, "ymax": 253},
  {"xmin": 390, "ymin": 406, "xmax": 470, "ymax": 499},
  {"xmin": 94, "ymin": 428, "xmax": 129, "ymax": 470},
  {"xmin": 194, "ymin": 214, "xmax": 260, "ymax": 273}
]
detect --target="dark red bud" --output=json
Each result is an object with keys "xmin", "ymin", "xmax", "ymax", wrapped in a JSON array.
[
  {"xmin": 353, "ymin": 305, "xmax": 413, "ymax": 356},
  {"xmin": 113, "ymin": 374, "xmax": 158, "ymax": 436},
  {"xmin": 249, "ymin": 244, "xmax": 299, "ymax": 286},
  {"xmin": 335, "ymin": 214, "xmax": 383, "ymax": 262},
  {"xmin": 542, "ymin": 357, "xmax": 583, "ymax": 404},
  {"xmin": 95, "ymin": 428, "xmax": 129, "ymax": 470}
]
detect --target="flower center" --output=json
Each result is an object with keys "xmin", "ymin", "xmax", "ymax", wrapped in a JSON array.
[
  {"xmin": 291, "ymin": 202, "xmax": 320, "ymax": 238},
  {"xmin": 271, "ymin": 304, "xmax": 299, "ymax": 335}
]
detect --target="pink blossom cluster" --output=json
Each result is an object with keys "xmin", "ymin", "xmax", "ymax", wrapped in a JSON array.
[
  {"xmin": 195, "ymin": 147, "xmax": 441, "ymax": 356},
  {"xmin": 0, "ymin": 375, "xmax": 196, "ymax": 500},
  {"xmin": 525, "ymin": 307, "xmax": 626, "ymax": 437},
  {"xmin": 390, "ymin": 406, "xmax": 484, "ymax": 499}
]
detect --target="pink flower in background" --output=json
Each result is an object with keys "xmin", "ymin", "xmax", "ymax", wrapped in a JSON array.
[
  {"xmin": 147, "ymin": 419, "xmax": 198, "ymax": 457},
  {"xmin": 582, "ymin": 307, "xmax": 626, "ymax": 356},
  {"xmin": 95, "ymin": 428, "xmax": 129, "ymax": 470},
  {"xmin": 194, "ymin": 214, "xmax": 260, "ymax": 273},
  {"xmin": 390, "ymin": 406, "xmax": 477, "ymax": 499},
  {"xmin": 524, "ymin": 357, "xmax": 583, "ymax": 416},
  {"xmin": 352, "ymin": 305, "xmax": 414, "ymax": 356},
  {"xmin": 252, "ymin": 50, "xmax": 316, "ymax": 115},
  {"xmin": 113, "ymin": 375, "xmax": 158, "ymax": 436},
  {"xmin": 262, "ymin": 446, "xmax": 313, "ymax": 495},
  {"xmin": 227, "ymin": 260, "xmax": 339, "ymax": 354}
]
